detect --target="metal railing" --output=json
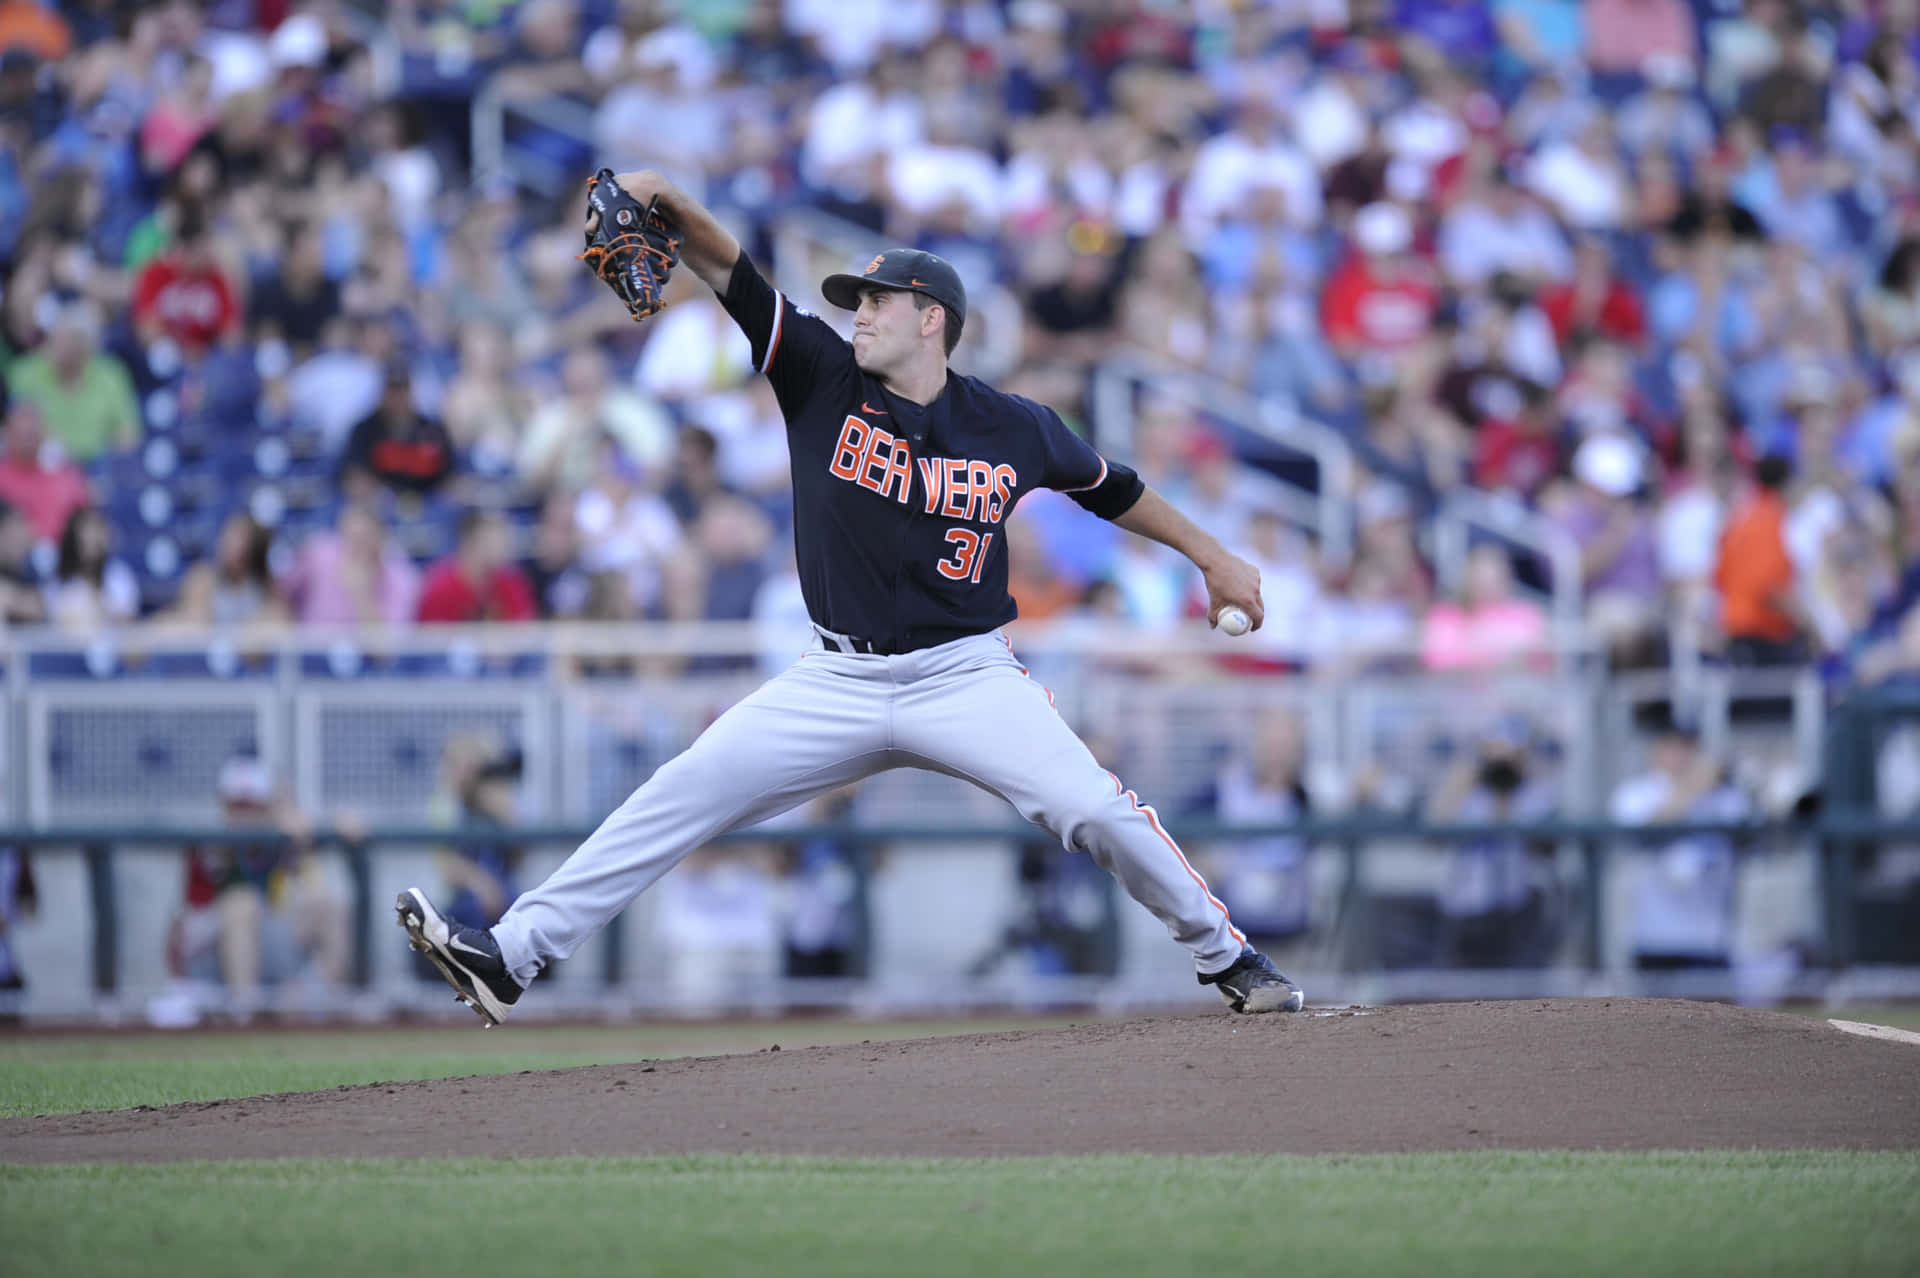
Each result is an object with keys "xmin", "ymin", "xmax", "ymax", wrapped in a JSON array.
[
  {"xmin": 1088, "ymin": 355, "xmax": 1589, "ymax": 634},
  {"xmin": 1429, "ymin": 488, "xmax": 1585, "ymax": 639},
  {"xmin": 769, "ymin": 206, "xmax": 885, "ymax": 315},
  {"xmin": 471, "ymin": 82, "xmax": 597, "ymax": 197},
  {"xmin": 1090, "ymin": 351, "xmax": 1358, "ymax": 571}
]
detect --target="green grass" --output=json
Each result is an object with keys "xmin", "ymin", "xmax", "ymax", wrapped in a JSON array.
[
  {"xmin": 3, "ymin": 1152, "xmax": 1916, "ymax": 1278},
  {"xmin": 0, "ymin": 1018, "xmax": 1092, "ymax": 1117},
  {"xmin": 5, "ymin": 1014, "xmax": 1915, "ymax": 1275}
]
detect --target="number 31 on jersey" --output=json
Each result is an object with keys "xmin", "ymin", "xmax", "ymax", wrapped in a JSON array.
[{"xmin": 937, "ymin": 528, "xmax": 994, "ymax": 582}]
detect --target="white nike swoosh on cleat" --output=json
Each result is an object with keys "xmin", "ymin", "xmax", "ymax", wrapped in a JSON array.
[{"xmin": 447, "ymin": 935, "xmax": 491, "ymax": 959}]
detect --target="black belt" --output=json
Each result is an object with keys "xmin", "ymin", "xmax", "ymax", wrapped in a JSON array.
[
  {"xmin": 813, "ymin": 622, "xmax": 994, "ymax": 656},
  {"xmin": 813, "ymin": 624, "xmax": 885, "ymax": 655}
]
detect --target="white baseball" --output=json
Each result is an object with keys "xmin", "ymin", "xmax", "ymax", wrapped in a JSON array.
[{"xmin": 1217, "ymin": 606, "xmax": 1250, "ymax": 637}]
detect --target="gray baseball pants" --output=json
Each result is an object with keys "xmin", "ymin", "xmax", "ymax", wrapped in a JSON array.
[{"xmin": 491, "ymin": 630, "xmax": 1247, "ymax": 986}]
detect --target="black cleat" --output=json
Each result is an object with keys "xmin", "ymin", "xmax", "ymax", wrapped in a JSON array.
[
  {"xmin": 395, "ymin": 888, "xmax": 522, "ymax": 1027},
  {"xmin": 1200, "ymin": 948, "xmax": 1305, "ymax": 1014}
]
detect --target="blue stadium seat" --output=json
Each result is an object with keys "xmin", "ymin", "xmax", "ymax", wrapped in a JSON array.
[
  {"xmin": 89, "ymin": 451, "xmax": 149, "ymax": 502},
  {"xmin": 285, "ymin": 426, "xmax": 329, "ymax": 463},
  {"xmin": 139, "ymin": 531, "xmax": 183, "ymax": 581},
  {"xmin": 142, "ymin": 650, "xmax": 214, "ymax": 677},
  {"xmin": 143, "ymin": 386, "xmax": 180, "ymax": 433},
  {"xmin": 389, "ymin": 652, "xmax": 455, "ymax": 678},
  {"xmin": 1588, "ymin": 71, "xmax": 1646, "ymax": 106},
  {"xmin": 142, "ymin": 436, "xmax": 180, "ymax": 480},
  {"xmin": 503, "ymin": 652, "xmax": 548, "ymax": 678},
  {"xmin": 137, "ymin": 485, "xmax": 174, "ymax": 529},
  {"xmin": 172, "ymin": 510, "xmax": 222, "ymax": 561},
  {"xmin": 170, "ymin": 425, "xmax": 213, "ymax": 467},
  {"xmin": 298, "ymin": 643, "xmax": 401, "ymax": 679},
  {"xmin": 29, "ymin": 644, "xmax": 122, "ymax": 680},
  {"xmin": 280, "ymin": 474, "xmax": 335, "ymax": 513},
  {"xmin": 246, "ymin": 482, "xmax": 287, "ymax": 530},
  {"xmin": 284, "ymin": 454, "xmax": 333, "ymax": 481},
  {"xmin": 195, "ymin": 347, "xmax": 263, "ymax": 427},
  {"xmin": 170, "ymin": 469, "xmax": 223, "ymax": 517},
  {"xmin": 101, "ymin": 483, "xmax": 146, "ymax": 530},
  {"xmin": 251, "ymin": 434, "xmax": 293, "ymax": 480}
]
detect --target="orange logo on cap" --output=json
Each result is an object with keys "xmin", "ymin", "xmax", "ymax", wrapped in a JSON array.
[
  {"xmin": 910, "ymin": 278, "xmax": 929, "ymax": 286},
  {"xmin": 863, "ymin": 255, "xmax": 885, "ymax": 275}
]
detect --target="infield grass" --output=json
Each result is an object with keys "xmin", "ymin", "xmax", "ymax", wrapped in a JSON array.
[{"xmin": 4, "ymin": 1151, "xmax": 1917, "ymax": 1278}]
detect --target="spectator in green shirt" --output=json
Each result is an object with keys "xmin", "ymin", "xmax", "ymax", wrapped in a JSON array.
[{"xmin": 6, "ymin": 301, "xmax": 140, "ymax": 462}]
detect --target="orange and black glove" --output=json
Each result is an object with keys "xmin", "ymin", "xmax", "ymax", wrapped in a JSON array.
[{"xmin": 579, "ymin": 168, "xmax": 682, "ymax": 321}]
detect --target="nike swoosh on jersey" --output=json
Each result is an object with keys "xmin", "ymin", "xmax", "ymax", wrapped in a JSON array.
[{"xmin": 861, "ymin": 401, "xmax": 886, "ymax": 416}]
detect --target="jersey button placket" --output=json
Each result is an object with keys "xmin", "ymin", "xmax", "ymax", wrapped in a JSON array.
[{"xmin": 900, "ymin": 419, "xmax": 941, "ymax": 656}]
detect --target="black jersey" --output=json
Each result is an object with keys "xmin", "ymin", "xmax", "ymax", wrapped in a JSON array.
[{"xmin": 720, "ymin": 253, "xmax": 1117, "ymax": 654}]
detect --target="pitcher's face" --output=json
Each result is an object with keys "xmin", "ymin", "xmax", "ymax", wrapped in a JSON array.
[{"xmin": 851, "ymin": 287, "xmax": 935, "ymax": 376}]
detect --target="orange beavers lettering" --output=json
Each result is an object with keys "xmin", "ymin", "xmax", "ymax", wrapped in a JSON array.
[{"xmin": 832, "ymin": 417, "xmax": 1017, "ymax": 519}]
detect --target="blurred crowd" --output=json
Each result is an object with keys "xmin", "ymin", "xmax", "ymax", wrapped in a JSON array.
[{"xmin": 0, "ymin": 0, "xmax": 1916, "ymax": 684}]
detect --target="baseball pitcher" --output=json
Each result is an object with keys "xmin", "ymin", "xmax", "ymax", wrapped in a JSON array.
[{"xmin": 399, "ymin": 169, "xmax": 1303, "ymax": 1023}]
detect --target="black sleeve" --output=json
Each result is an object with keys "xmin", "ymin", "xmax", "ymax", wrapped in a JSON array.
[
  {"xmin": 1026, "ymin": 396, "xmax": 1105, "ymax": 490},
  {"xmin": 1067, "ymin": 458, "xmax": 1143, "ymax": 520},
  {"xmin": 1020, "ymin": 394, "xmax": 1143, "ymax": 518},
  {"xmin": 718, "ymin": 252, "xmax": 854, "ymax": 417}
]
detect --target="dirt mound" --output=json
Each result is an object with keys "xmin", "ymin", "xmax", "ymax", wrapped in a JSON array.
[{"xmin": 6, "ymin": 1000, "xmax": 1919, "ymax": 1163}]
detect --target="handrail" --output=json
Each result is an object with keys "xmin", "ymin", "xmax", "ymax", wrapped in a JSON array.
[
  {"xmin": 471, "ymin": 77, "xmax": 506, "ymax": 192},
  {"xmin": 1090, "ymin": 351, "xmax": 1358, "ymax": 569},
  {"xmin": 769, "ymin": 206, "xmax": 887, "ymax": 309},
  {"xmin": 470, "ymin": 81, "xmax": 598, "ymax": 196},
  {"xmin": 334, "ymin": 5, "xmax": 402, "ymax": 100},
  {"xmin": 1431, "ymin": 487, "xmax": 1585, "ymax": 637}
]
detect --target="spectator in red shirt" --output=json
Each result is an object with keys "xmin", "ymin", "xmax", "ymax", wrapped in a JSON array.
[
  {"xmin": 1321, "ymin": 202, "xmax": 1438, "ymax": 360},
  {"xmin": 1540, "ymin": 236, "xmax": 1647, "ymax": 350},
  {"xmin": 417, "ymin": 510, "xmax": 538, "ymax": 624},
  {"xmin": 0, "ymin": 394, "xmax": 90, "ymax": 542},
  {"xmin": 130, "ymin": 208, "xmax": 239, "ymax": 356},
  {"xmin": 1473, "ymin": 380, "xmax": 1565, "ymax": 500}
]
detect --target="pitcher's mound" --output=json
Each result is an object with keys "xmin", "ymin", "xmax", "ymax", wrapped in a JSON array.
[{"xmin": 7, "ymin": 999, "xmax": 1919, "ymax": 1162}]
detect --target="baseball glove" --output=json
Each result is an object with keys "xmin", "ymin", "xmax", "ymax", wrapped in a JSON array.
[{"xmin": 579, "ymin": 168, "xmax": 682, "ymax": 321}]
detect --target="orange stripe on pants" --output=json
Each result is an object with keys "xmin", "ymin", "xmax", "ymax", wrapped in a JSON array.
[{"xmin": 1107, "ymin": 770, "xmax": 1246, "ymax": 946}]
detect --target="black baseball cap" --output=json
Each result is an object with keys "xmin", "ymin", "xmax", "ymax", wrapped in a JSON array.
[{"xmin": 821, "ymin": 249, "xmax": 966, "ymax": 331}]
